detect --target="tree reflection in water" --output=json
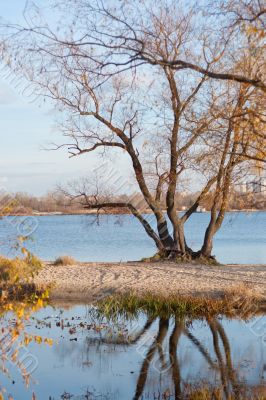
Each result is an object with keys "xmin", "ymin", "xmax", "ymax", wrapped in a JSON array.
[
  {"xmin": 49, "ymin": 311, "xmax": 265, "ymax": 400},
  {"xmin": 132, "ymin": 316, "xmax": 242, "ymax": 400}
]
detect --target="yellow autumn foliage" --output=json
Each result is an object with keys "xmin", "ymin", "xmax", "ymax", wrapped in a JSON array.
[
  {"xmin": 34, "ymin": 335, "xmax": 43, "ymax": 344},
  {"xmin": 246, "ymin": 24, "xmax": 266, "ymax": 39},
  {"xmin": 0, "ymin": 253, "xmax": 42, "ymax": 287},
  {"xmin": 44, "ymin": 338, "xmax": 53, "ymax": 346},
  {"xmin": 24, "ymin": 335, "xmax": 32, "ymax": 346}
]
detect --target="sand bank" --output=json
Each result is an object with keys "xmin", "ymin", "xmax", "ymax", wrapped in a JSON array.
[{"xmin": 34, "ymin": 262, "xmax": 266, "ymax": 302}]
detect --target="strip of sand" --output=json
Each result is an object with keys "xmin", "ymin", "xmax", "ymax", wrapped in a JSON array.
[{"xmin": 34, "ymin": 262, "xmax": 266, "ymax": 302}]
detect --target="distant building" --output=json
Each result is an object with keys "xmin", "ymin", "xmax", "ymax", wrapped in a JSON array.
[
  {"xmin": 197, "ymin": 206, "xmax": 206, "ymax": 212},
  {"xmin": 238, "ymin": 183, "xmax": 247, "ymax": 193},
  {"xmin": 237, "ymin": 177, "xmax": 266, "ymax": 194}
]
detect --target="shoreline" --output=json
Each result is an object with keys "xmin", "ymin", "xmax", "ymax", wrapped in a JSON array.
[
  {"xmin": 5, "ymin": 209, "xmax": 266, "ymax": 217},
  {"xmin": 34, "ymin": 261, "xmax": 266, "ymax": 302}
]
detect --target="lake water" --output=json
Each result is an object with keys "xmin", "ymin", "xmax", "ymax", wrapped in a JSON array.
[
  {"xmin": 0, "ymin": 212, "xmax": 265, "ymax": 264},
  {"xmin": 1, "ymin": 304, "xmax": 265, "ymax": 399}
]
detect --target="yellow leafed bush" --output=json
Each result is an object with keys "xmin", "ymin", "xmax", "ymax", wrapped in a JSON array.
[{"xmin": 0, "ymin": 253, "xmax": 42, "ymax": 287}]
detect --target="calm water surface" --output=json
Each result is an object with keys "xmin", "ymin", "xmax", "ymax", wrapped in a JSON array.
[
  {"xmin": 0, "ymin": 304, "xmax": 265, "ymax": 399},
  {"xmin": 0, "ymin": 211, "xmax": 265, "ymax": 264}
]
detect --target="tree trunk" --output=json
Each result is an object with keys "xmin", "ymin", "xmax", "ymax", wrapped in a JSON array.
[
  {"xmin": 134, "ymin": 318, "xmax": 169, "ymax": 400},
  {"xmin": 169, "ymin": 318, "xmax": 183, "ymax": 399},
  {"xmin": 201, "ymin": 224, "xmax": 215, "ymax": 258}
]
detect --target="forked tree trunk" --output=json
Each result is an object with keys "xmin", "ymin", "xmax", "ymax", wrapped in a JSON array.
[{"xmin": 201, "ymin": 225, "xmax": 215, "ymax": 258}]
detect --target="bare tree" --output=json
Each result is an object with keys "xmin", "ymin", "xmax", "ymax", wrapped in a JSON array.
[
  {"xmin": 37, "ymin": 0, "xmax": 265, "ymax": 92},
  {"xmin": 1, "ymin": 0, "xmax": 265, "ymax": 261}
]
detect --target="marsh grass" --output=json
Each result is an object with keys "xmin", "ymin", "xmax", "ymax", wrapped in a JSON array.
[
  {"xmin": 97, "ymin": 285, "xmax": 264, "ymax": 319},
  {"xmin": 54, "ymin": 255, "xmax": 77, "ymax": 266},
  {"xmin": 184, "ymin": 384, "xmax": 266, "ymax": 400},
  {"xmin": 47, "ymin": 387, "xmax": 266, "ymax": 400}
]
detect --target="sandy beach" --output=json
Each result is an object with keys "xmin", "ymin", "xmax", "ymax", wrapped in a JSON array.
[{"xmin": 34, "ymin": 262, "xmax": 266, "ymax": 302}]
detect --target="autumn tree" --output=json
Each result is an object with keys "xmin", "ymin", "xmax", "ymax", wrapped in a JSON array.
[
  {"xmin": 198, "ymin": 81, "xmax": 265, "ymax": 257},
  {"xmin": 1, "ymin": 0, "xmax": 265, "ymax": 261}
]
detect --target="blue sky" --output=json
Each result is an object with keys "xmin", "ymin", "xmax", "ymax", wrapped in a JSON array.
[
  {"xmin": 0, "ymin": 76, "xmax": 101, "ymax": 195},
  {"xmin": 0, "ymin": 1, "xmax": 129, "ymax": 195},
  {"xmin": 0, "ymin": 1, "xmax": 199, "ymax": 197}
]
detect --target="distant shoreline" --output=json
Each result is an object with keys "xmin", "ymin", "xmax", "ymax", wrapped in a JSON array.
[{"xmin": 5, "ymin": 208, "xmax": 266, "ymax": 217}]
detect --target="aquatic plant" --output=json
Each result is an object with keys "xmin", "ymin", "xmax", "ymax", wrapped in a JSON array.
[{"xmin": 97, "ymin": 288, "xmax": 264, "ymax": 320}]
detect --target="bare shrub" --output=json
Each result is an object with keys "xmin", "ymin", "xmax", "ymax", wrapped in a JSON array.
[{"xmin": 54, "ymin": 256, "xmax": 77, "ymax": 266}]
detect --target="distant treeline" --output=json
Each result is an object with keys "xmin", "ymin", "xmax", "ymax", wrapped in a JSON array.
[{"xmin": 0, "ymin": 190, "xmax": 265, "ymax": 215}]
